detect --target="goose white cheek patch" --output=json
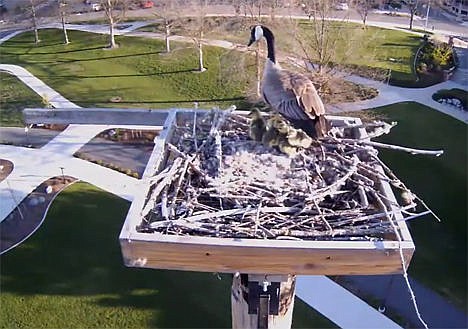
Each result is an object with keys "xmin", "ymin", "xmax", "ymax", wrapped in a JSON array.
[{"xmin": 254, "ymin": 26, "xmax": 263, "ymax": 41}]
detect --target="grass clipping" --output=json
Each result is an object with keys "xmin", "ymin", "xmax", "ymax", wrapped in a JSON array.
[{"xmin": 137, "ymin": 107, "xmax": 438, "ymax": 242}]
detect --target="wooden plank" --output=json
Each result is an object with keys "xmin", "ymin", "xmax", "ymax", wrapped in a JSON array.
[
  {"xmin": 119, "ymin": 111, "xmax": 178, "ymax": 238},
  {"xmin": 23, "ymin": 107, "xmax": 173, "ymax": 125},
  {"xmin": 120, "ymin": 235, "xmax": 414, "ymax": 275}
]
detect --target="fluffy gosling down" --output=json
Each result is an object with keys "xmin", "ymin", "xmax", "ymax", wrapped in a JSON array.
[{"xmin": 248, "ymin": 110, "xmax": 313, "ymax": 157}]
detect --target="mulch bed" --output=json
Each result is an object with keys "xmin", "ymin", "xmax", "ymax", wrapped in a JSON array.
[
  {"xmin": 0, "ymin": 159, "xmax": 14, "ymax": 183},
  {"xmin": 0, "ymin": 176, "xmax": 76, "ymax": 254}
]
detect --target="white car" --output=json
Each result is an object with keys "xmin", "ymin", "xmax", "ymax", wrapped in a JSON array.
[
  {"xmin": 335, "ymin": 3, "xmax": 349, "ymax": 10},
  {"xmin": 91, "ymin": 3, "xmax": 101, "ymax": 11}
]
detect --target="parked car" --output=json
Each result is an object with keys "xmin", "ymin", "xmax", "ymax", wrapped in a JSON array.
[
  {"xmin": 141, "ymin": 0, "xmax": 154, "ymax": 9},
  {"xmin": 335, "ymin": 2, "xmax": 348, "ymax": 10},
  {"xmin": 91, "ymin": 3, "xmax": 101, "ymax": 11}
]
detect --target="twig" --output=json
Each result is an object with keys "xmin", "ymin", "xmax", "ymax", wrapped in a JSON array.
[
  {"xmin": 371, "ymin": 190, "xmax": 429, "ymax": 329},
  {"xmin": 339, "ymin": 138, "xmax": 444, "ymax": 157}
]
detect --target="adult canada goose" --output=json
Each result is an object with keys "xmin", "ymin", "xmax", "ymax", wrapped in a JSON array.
[{"xmin": 247, "ymin": 25, "xmax": 328, "ymax": 138}]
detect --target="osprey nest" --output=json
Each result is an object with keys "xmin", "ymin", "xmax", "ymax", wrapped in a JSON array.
[{"xmin": 137, "ymin": 107, "xmax": 440, "ymax": 241}]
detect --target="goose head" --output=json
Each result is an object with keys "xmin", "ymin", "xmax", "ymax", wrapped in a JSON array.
[
  {"xmin": 247, "ymin": 25, "xmax": 276, "ymax": 63},
  {"xmin": 248, "ymin": 25, "xmax": 265, "ymax": 46}
]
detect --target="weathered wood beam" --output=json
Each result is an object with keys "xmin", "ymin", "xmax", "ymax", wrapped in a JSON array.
[{"xmin": 23, "ymin": 108, "xmax": 175, "ymax": 126}]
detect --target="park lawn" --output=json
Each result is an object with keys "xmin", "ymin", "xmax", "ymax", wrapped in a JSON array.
[
  {"xmin": 370, "ymin": 102, "xmax": 467, "ymax": 309},
  {"xmin": 0, "ymin": 182, "xmax": 336, "ymax": 329},
  {"xmin": 0, "ymin": 29, "xmax": 255, "ymax": 109},
  {"xmin": 297, "ymin": 21, "xmax": 421, "ymax": 83},
  {"xmin": 0, "ymin": 73, "xmax": 44, "ymax": 127}
]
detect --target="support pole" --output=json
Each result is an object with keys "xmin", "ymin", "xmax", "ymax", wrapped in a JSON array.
[{"xmin": 231, "ymin": 273, "xmax": 296, "ymax": 329}]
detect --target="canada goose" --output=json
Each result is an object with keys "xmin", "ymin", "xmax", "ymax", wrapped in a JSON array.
[
  {"xmin": 278, "ymin": 138, "xmax": 298, "ymax": 157},
  {"xmin": 287, "ymin": 129, "xmax": 312, "ymax": 148},
  {"xmin": 248, "ymin": 108, "xmax": 266, "ymax": 142},
  {"xmin": 247, "ymin": 25, "xmax": 328, "ymax": 138},
  {"xmin": 261, "ymin": 121, "xmax": 280, "ymax": 148}
]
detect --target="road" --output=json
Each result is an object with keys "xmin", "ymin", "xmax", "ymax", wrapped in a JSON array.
[{"xmin": 1, "ymin": 3, "xmax": 467, "ymax": 37}]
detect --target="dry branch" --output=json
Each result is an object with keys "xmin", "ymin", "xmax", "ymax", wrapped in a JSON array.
[{"xmin": 137, "ymin": 109, "xmax": 437, "ymax": 242}]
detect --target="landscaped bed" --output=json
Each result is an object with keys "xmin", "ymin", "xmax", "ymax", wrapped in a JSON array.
[
  {"xmin": 74, "ymin": 128, "xmax": 159, "ymax": 178},
  {"xmin": 432, "ymin": 88, "xmax": 467, "ymax": 110}
]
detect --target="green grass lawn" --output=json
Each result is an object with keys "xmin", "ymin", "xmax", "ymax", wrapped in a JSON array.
[
  {"xmin": 0, "ymin": 182, "xmax": 337, "ymax": 328},
  {"xmin": 297, "ymin": 21, "xmax": 421, "ymax": 83},
  {"xmin": 0, "ymin": 73, "xmax": 44, "ymax": 127},
  {"xmin": 140, "ymin": 17, "xmax": 422, "ymax": 84},
  {"xmin": 370, "ymin": 102, "xmax": 467, "ymax": 309},
  {"xmin": 0, "ymin": 29, "xmax": 255, "ymax": 109}
]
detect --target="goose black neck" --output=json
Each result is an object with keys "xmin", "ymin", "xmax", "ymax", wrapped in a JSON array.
[{"xmin": 262, "ymin": 26, "xmax": 276, "ymax": 64}]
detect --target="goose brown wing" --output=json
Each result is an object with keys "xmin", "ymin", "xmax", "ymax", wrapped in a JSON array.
[{"xmin": 282, "ymin": 71, "xmax": 325, "ymax": 119}]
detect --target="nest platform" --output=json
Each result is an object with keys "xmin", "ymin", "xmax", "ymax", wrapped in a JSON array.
[{"xmin": 119, "ymin": 108, "xmax": 415, "ymax": 275}]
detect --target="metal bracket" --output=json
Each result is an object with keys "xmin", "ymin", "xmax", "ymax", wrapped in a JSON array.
[{"xmin": 247, "ymin": 280, "xmax": 281, "ymax": 316}]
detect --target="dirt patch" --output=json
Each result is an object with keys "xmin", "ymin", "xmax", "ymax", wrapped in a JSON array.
[{"xmin": 0, "ymin": 176, "xmax": 77, "ymax": 254}]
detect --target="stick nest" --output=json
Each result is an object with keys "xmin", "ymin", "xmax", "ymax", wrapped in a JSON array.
[{"xmin": 137, "ymin": 108, "xmax": 418, "ymax": 241}]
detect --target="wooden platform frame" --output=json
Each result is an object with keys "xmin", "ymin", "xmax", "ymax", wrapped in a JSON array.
[
  {"xmin": 23, "ymin": 107, "xmax": 415, "ymax": 275},
  {"xmin": 118, "ymin": 109, "xmax": 414, "ymax": 275}
]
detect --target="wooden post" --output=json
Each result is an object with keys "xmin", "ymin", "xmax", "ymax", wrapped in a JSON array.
[{"xmin": 231, "ymin": 273, "xmax": 296, "ymax": 329}]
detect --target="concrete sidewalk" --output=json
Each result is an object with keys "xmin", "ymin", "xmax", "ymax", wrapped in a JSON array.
[{"xmin": 0, "ymin": 64, "xmax": 80, "ymax": 109}]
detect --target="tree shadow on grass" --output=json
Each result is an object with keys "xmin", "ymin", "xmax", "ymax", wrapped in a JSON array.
[
  {"xmin": 14, "ymin": 50, "xmax": 162, "ymax": 65},
  {"xmin": 36, "ymin": 69, "xmax": 197, "ymax": 79},
  {"xmin": 381, "ymin": 42, "xmax": 421, "ymax": 48}
]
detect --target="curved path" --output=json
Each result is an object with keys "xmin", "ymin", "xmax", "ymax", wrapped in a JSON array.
[{"xmin": 0, "ymin": 176, "xmax": 77, "ymax": 254}]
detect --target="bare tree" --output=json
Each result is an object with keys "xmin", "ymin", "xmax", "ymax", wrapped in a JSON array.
[
  {"xmin": 242, "ymin": 0, "xmax": 265, "ymax": 21},
  {"xmin": 29, "ymin": 0, "xmax": 41, "ymax": 44},
  {"xmin": 353, "ymin": 0, "xmax": 381, "ymax": 29},
  {"xmin": 294, "ymin": 0, "xmax": 341, "ymax": 75},
  {"xmin": 407, "ymin": 0, "xmax": 421, "ymax": 30},
  {"xmin": 265, "ymin": 0, "xmax": 281, "ymax": 21},
  {"xmin": 58, "ymin": 0, "xmax": 70, "ymax": 44},
  {"xmin": 100, "ymin": 0, "xmax": 128, "ymax": 48},
  {"xmin": 187, "ymin": 0, "xmax": 209, "ymax": 72},
  {"xmin": 154, "ymin": 0, "xmax": 179, "ymax": 53}
]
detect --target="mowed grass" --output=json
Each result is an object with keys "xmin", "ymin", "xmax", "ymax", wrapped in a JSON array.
[
  {"xmin": 0, "ymin": 73, "xmax": 43, "ymax": 127},
  {"xmin": 0, "ymin": 29, "xmax": 255, "ymax": 109},
  {"xmin": 0, "ymin": 182, "xmax": 337, "ymax": 328},
  {"xmin": 370, "ymin": 102, "xmax": 467, "ymax": 309},
  {"xmin": 141, "ymin": 17, "xmax": 422, "ymax": 83},
  {"xmin": 297, "ymin": 21, "xmax": 421, "ymax": 83}
]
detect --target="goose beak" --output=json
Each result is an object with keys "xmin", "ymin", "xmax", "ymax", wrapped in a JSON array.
[{"xmin": 247, "ymin": 38, "xmax": 255, "ymax": 47}]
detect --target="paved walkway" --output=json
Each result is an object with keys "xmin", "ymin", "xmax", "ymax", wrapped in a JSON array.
[
  {"xmin": 341, "ymin": 275, "xmax": 467, "ymax": 328},
  {"xmin": 330, "ymin": 75, "xmax": 468, "ymax": 123}
]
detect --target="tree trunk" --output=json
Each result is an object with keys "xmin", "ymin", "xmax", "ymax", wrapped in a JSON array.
[
  {"xmin": 60, "ymin": 7, "xmax": 69, "ymax": 44},
  {"xmin": 109, "ymin": 16, "xmax": 117, "ymax": 48},
  {"xmin": 198, "ymin": 31, "xmax": 205, "ymax": 72},
  {"xmin": 30, "ymin": 0, "xmax": 40, "ymax": 44},
  {"xmin": 165, "ymin": 20, "xmax": 170, "ymax": 53},
  {"xmin": 409, "ymin": 11, "xmax": 414, "ymax": 30}
]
